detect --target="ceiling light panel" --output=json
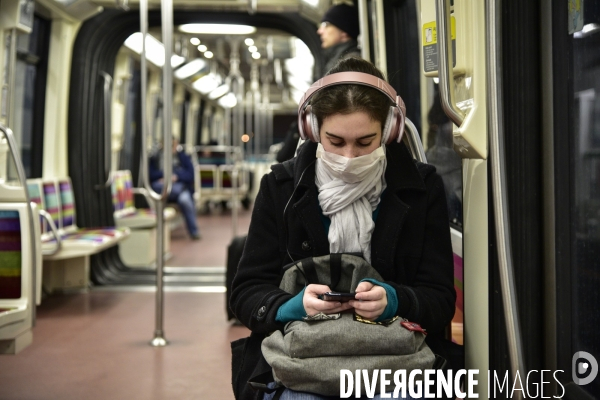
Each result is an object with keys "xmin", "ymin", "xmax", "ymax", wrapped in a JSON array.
[
  {"xmin": 125, "ymin": 32, "xmax": 185, "ymax": 68},
  {"xmin": 208, "ymin": 84, "xmax": 230, "ymax": 100},
  {"xmin": 174, "ymin": 58, "xmax": 208, "ymax": 80},
  {"xmin": 179, "ymin": 24, "xmax": 257, "ymax": 35},
  {"xmin": 193, "ymin": 74, "xmax": 220, "ymax": 95}
]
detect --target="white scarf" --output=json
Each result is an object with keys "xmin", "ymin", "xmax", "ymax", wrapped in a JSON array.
[{"xmin": 315, "ymin": 143, "xmax": 387, "ymax": 263}]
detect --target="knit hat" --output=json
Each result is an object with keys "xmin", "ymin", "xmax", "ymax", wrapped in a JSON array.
[{"xmin": 321, "ymin": 4, "xmax": 360, "ymax": 40}]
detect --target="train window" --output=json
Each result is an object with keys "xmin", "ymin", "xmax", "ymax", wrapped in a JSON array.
[
  {"xmin": 569, "ymin": 5, "xmax": 600, "ymax": 396},
  {"xmin": 12, "ymin": 15, "xmax": 50, "ymax": 178}
]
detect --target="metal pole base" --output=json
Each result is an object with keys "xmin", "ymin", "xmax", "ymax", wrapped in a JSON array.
[{"xmin": 150, "ymin": 334, "xmax": 168, "ymax": 347}]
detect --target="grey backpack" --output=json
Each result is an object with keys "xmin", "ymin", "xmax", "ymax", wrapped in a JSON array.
[{"xmin": 261, "ymin": 254, "xmax": 435, "ymax": 396}]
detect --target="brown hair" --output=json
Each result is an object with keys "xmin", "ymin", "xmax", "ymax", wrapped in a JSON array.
[{"xmin": 310, "ymin": 57, "xmax": 393, "ymax": 129}]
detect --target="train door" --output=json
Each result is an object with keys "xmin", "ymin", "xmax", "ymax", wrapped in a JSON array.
[
  {"xmin": 410, "ymin": 0, "xmax": 600, "ymax": 398},
  {"xmin": 545, "ymin": 2, "xmax": 600, "ymax": 398}
]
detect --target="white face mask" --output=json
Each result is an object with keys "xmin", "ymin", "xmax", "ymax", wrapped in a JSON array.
[{"xmin": 316, "ymin": 143, "xmax": 386, "ymax": 183}]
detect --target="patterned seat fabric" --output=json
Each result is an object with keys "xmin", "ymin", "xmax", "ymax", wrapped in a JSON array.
[
  {"xmin": 42, "ymin": 182, "xmax": 61, "ymax": 231},
  {"xmin": 0, "ymin": 210, "xmax": 21, "ymax": 299},
  {"xmin": 110, "ymin": 170, "xmax": 175, "ymax": 229}
]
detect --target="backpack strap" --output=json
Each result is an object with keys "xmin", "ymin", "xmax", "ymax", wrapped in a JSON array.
[
  {"xmin": 329, "ymin": 253, "xmax": 342, "ymax": 288},
  {"xmin": 291, "ymin": 253, "xmax": 343, "ymax": 288},
  {"xmin": 299, "ymin": 258, "xmax": 320, "ymax": 285}
]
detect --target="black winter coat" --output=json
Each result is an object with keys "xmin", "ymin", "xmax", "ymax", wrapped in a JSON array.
[{"xmin": 230, "ymin": 140, "xmax": 456, "ymax": 400}]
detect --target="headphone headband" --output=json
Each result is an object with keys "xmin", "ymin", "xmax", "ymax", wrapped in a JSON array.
[
  {"xmin": 298, "ymin": 71, "xmax": 403, "ymax": 113},
  {"xmin": 297, "ymin": 71, "xmax": 406, "ymax": 144}
]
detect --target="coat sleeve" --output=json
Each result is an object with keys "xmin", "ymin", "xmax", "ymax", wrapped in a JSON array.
[
  {"xmin": 230, "ymin": 173, "xmax": 294, "ymax": 334},
  {"xmin": 174, "ymin": 151, "xmax": 195, "ymax": 185},
  {"xmin": 390, "ymin": 172, "xmax": 456, "ymax": 335},
  {"xmin": 148, "ymin": 155, "xmax": 163, "ymax": 182}
]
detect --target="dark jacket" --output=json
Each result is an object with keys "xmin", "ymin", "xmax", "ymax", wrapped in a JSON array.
[
  {"xmin": 149, "ymin": 148, "xmax": 195, "ymax": 193},
  {"xmin": 275, "ymin": 122, "xmax": 300, "ymax": 163},
  {"xmin": 230, "ymin": 141, "xmax": 456, "ymax": 400},
  {"xmin": 323, "ymin": 40, "xmax": 361, "ymax": 74}
]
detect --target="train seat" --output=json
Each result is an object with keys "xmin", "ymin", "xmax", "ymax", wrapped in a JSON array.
[
  {"xmin": 111, "ymin": 170, "xmax": 176, "ymax": 229},
  {"xmin": 194, "ymin": 146, "xmax": 252, "ymax": 211},
  {"xmin": 0, "ymin": 182, "xmax": 42, "ymax": 354},
  {"xmin": 196, "ymin": 164, "xmax": 219, "ymax": 209},
  {"xmin": 25, "ymin": 178, "xmax": 129, "ymax": 292},
  {"xmin": 110, "ymin": 170, "xmax": 175, "ymax": 267},
  {"xmin": 28, "ymin": 178, "xmax": 129, "ymax": 259},
  {"xmin": 219, "ymin": 165, "xmax": 250, "ymax": 204}
]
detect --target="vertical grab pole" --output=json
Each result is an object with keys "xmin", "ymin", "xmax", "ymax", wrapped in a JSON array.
[
  {"xmin": 357, "ymin": 0, "xmax": 370, "ymax": 62},
  {"xmin": 151, "ymin": 0, "xmax": 174, "ymax": 347},
  {"xmin": 486, "ymin": 0, "xmax": 525, "ymax": 389},
  {"xmin": 374, "ymin": 0, "xmax": 387, "ymax": 78},
  {"xmin": 5, "ymin": 29, "xmax": 17, "ymax": 127},
  {"xmin": 139, "ymin": 0, "xmax": 149, "ymax": 198},
  {"xmin": 139, "ymin": 0, "xmax": 173, "ymax": 347},
  {"xmin": 232, "ymin": 166, "xmax": 238, "ymax": 237}
]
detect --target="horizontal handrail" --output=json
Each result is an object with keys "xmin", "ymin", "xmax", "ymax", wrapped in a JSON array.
[
  {"xmin": 194, "ymin": 145, "xmax": 243, "ymax": 153},
  {"xmin": 435, "ymin": 0, "xmax": 465, "ymax": 127},
  {"xmin": 39, "ymin": 209, "xmax": 62, "ymax": 256}
]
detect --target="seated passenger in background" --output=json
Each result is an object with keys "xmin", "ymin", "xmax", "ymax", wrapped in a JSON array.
[
  {"xmin": 230, "ymin": 58, "xmax": 455, "ymax": 400},
  {"xmin": 149, "ymin": 138, "xmax": 200, "ymax": 240}
]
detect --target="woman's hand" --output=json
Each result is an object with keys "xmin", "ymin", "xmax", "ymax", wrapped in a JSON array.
[
  {"xmin": 303, "ymin": 284, "xmax": 353, "ymax": 316},
  {"xmin": 349, "ymin": 281, "xmax": 388, "ymax": 321}
]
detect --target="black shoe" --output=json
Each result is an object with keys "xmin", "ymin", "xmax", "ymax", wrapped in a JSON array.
[{"xmin": 191, "ymin": 233, "xmax": 201, "ymax": 240}]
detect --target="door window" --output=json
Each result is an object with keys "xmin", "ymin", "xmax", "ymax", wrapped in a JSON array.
[{"xmin": 570, "ymin": 5, "xmax": 600, "ymax": 396}]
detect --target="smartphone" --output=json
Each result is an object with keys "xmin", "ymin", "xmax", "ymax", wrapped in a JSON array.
[{"xmin": 318, "ymin": 291, "xmax": 356, "ymax": 302}]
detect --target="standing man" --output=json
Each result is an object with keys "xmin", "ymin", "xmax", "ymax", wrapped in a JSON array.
[
  {"xmin": 150, "ymin": 138, "xmax": 201, "ymax": 240},
  {"xmin": 277, "ymin": 3, "xmax": 362, "ymax": 163},
  {"xmin": 317, "ymin": 3, "xmax": 361, "ymax": 73}
]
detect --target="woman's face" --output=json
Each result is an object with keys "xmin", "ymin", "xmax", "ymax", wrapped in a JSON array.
[{"xmin": 320, "ymin": 111, "xmax": 382, "ymax": 158}]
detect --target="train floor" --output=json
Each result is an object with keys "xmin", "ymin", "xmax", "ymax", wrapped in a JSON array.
[
  {"xmin": 0, "ymin": 207, "xmax": 253, "ymax": 400},
  {"xmin": 0, "ymin": 205, "xmax": 463, "ymax": 399}
]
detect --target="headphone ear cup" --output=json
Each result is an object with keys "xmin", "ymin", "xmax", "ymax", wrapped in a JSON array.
[
  {"xmin": 382, "ymin": 107, "xmax": 395, "ymax": 145},
  {"xmin": 299, "ymin": 105, "xmax": 319, "ymax": 142},
  {"xmin": 298, "ymin": 106, "xmax": 309, "ymax": 141},
  {"xmin": 309, "ymin": 111, "xmax": 320, "ymax": 143},
  {"xmin": 395, "ymin": 107, "xmax": 405, "ymax": 144},
  {"xmin": 383, "ymin": 106, "xmax": 406, "ymax": 145}
]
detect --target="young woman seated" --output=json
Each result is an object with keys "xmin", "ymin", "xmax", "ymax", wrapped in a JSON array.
[{"xmin": 230, "ymin": 58, "xmax": 456, "ymax": 400}]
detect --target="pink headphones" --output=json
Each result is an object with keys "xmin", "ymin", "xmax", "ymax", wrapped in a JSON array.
[{"xmin": 297, "ymin": 71, "xmax": 406, "ymax": 145}]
